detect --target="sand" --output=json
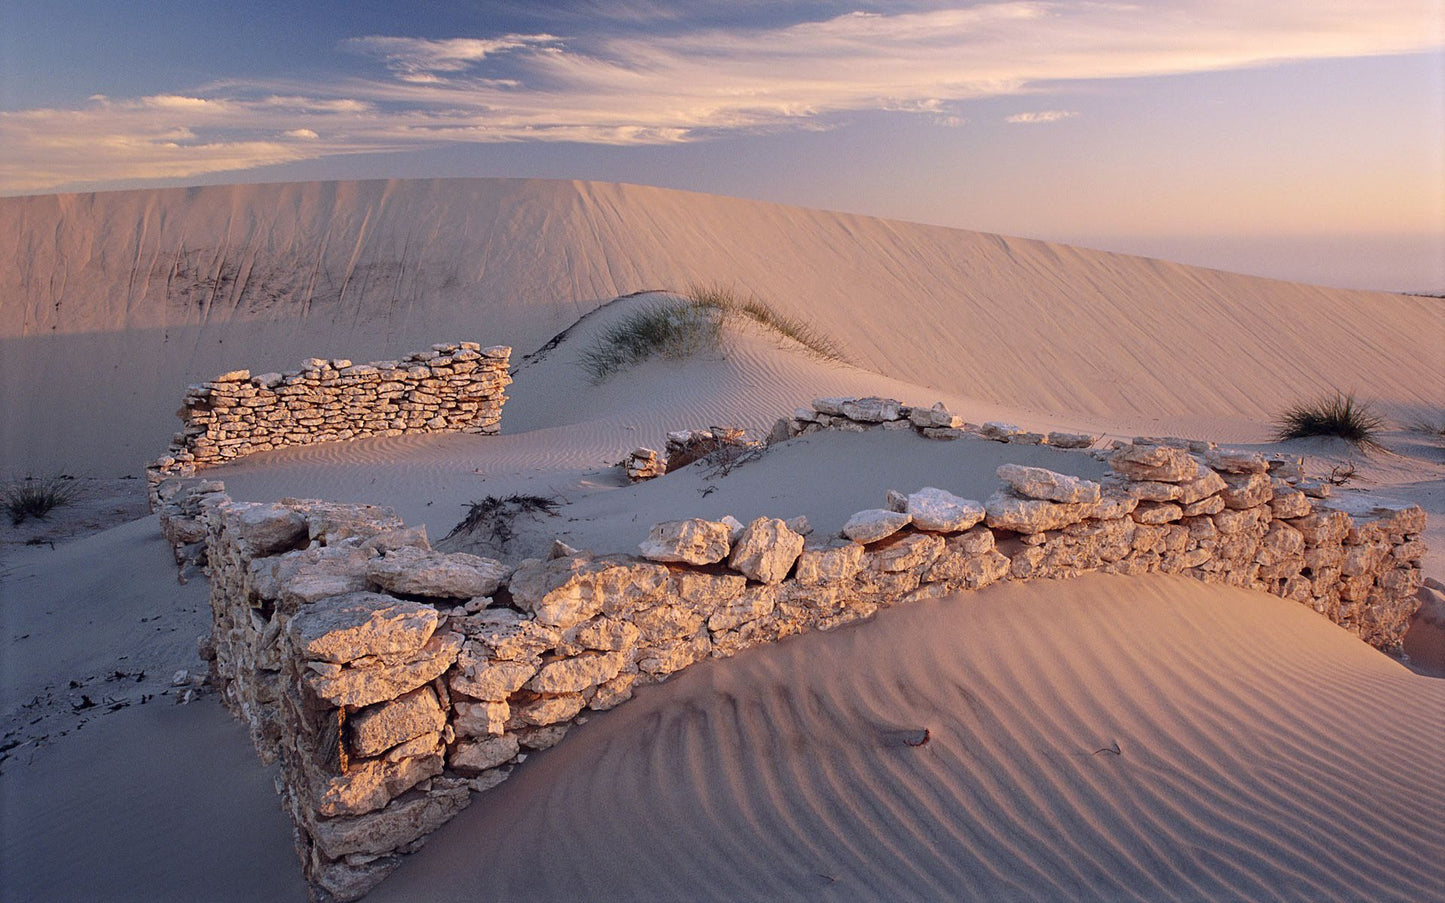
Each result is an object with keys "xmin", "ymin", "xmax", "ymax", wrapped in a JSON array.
[{"xmin": 2, "ymin": 178, "xmax": 1442, "ymax": 902}]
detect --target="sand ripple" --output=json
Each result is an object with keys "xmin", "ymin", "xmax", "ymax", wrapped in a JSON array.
[{"xmin": 372, "ymin": 574, "xmax": 1445, "ymax": 903}]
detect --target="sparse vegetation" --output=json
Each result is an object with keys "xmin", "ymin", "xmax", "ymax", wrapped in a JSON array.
[
  {"xmin": 1273, "ymin": 392, "xmax": 1385, "ymax": 450},
  {"xmin": 3, "ymin": 475, "xmax": 81, "ymax": 526},
  {"xmin": 578, "ymin": 301, "xmax": 721, "ymax": 382},
  {"xmin": 685, "ymin": 282, "xmax": 848, "ymax": 364},
  {"xmin": 577, "ymin": 284, "xmax": 849, "ymax": 382},
  {"xmin": 443, "ymin": 494, "xmax": 560, "ymax": 548},
  {"xmin": 1407, "ymin": 415, "xmax": 1445, "ymax": 437}
]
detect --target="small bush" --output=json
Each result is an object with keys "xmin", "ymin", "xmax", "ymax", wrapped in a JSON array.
[
  {"xmin": 578, "ymin": 302, "xmax": 722, "ymax": 382},
  {"xmin": 3, "ymin": 476, "xmax": 81, "ymax": 526},
  {"xmin": 443, "ymin": 494, "xmax": 560, "ymax": 546},
  {"xmin": 1273, "ymin": 392, "xmax": 1385, "ymax": 449},
  {"xmin": 686, "ymin": 282, "xmax": 848, "ymax": 364}
]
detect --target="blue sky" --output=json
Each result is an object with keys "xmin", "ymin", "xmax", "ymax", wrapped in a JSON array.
[{"xmin": 2, "ymin": 1, "xmax": 1441, "ymax": 291}]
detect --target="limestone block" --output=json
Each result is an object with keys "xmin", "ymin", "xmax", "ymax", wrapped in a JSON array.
[
  {"xmin": 315, "ymin": 749, "xmax": 444, "ymax": 818},
  {"xmin": 1046, "ymin": 431, "xmax": 1097, "ymax": 448},
  {"xmin": 980, "ymin": 422, "xmax": 1020, "ymax": 441},
  {"xmin": 811, "ymin": 397, "xmax": 850, "ymax": 415},
  {"xmin": 906, "ymin": 487, "xmax": 987, "ymax": 532},
  {"xmin": 348, "ymin": 686, "xmax": 447, "ymax": 758},
  {"xmin": 1182, "ymin": 496, "xmax": 1226, "ymax": 517},
  {"xmin": 509, "ymin": 556, "xmax": 669, "ymax": 628},
  {"xmin": 1201, "ymin": 448, "xmax": 1268, "ymax": 473},
  {"xmin": 842, "ymin": 509, "xmax": 912, "ymax": 543},
  {"xmin": 590, "ymin": 672, "xmax": 638, "ymax": 710},
  {"xmin": 449, "ymin": 658, "xmax": 536, "ymax": 701},
  {"xmin": 984, "ymin": 491, "xmax": 1090, "ymax": 534},
  {"xmin": 865, "ymin": 532, "xmax": 945, "ymax": 574},
  {"xmin": 638, "ymin": 630, "xmax": 712, "ymax": 674},
  {"xmin": 641, "ymin": 517, "xmax": 734, "ymax": 560},
  {"xmin": 728, "ymin": 517, "xmax": 805, "ymax": 584},
  {"xmin": 1109, "ymin": 444, "xmax": 1200, "ymax": 482},
  {"xmin": 309, "ymin": 781, "xmax": 471, "ymax": 860},
  {"xmin": 1219, "ymin": 472, "xmax": 1273, "ymax": 509},
  {"xmin": 1257, "ymin": 523, "xmax": 1306, "ymax": 567},
  {"xmin": 996, "ymin": 464, "xmax": 1102, "ymax": 504},
  {"xmin": 516, "ymin": 693, "xmax": 586, "ymax": 726},
  {"xmin": 1176, "ymin": 470, "xmax": 1228, "ymax": 505},
  {"xmin": 288, "ymin": 593, "xmax": 439, "ymax": 664},
  {"xmin": 1288, "ymin": 509, "xmax": 1352, "ymax": 546},
  {"xmin": 795, "ymin": 543, "xmax": 866, "ymax": 584},
  {"xmin": 1269, "ymin": 489, "xmax": 1312, "ymax": 519},
  {"xmin": 840, "ymin": 396, "xmax": 903, "ymax": 422},
  {"xmin": 227, "ymin": 502, "xmax": 309, "ymax": 555},
  {"xmin": 367, "ymin": 547, "xmax": 510, "ymax": 599},
  {"xmin": 632, "ymin": 604, "xmax": 707, "ymax": 644},
  {"xmin": 450, "ymin": 735, "xmax": 521, "ymax": 775},
  {"xmin": 306, "ymin": 632, "xmax": 462, "ymax": 708},
  {"xmin": 453, "ymin": 700, "xmax": 509, "ymax": 738},
  {"xmin": 567, "ymin": 616, "xmax": 642, "ymax": 653},
  {"xmin": 1128, "ymin": 481, "xmax": 1183, "ymax": 502},
  {"xmin": 708, "ymin": 584, "xmax": 780, "ymax": 632},
  {"xmin": 1132, "ymin": 501, "xmax": 1184, "ymax": 525}
]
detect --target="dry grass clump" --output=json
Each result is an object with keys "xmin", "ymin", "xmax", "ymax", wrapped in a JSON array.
[
  {"xmin": 1274, "ymin": 392, "xmax": 1385, "ymax": 450},
  {"xmin": 3, "ymin": 475, "xmax": 81, "ymax": 525},
  {"xmin": 685, "ymin": 282, "xmax": 848, "ymax": 364},
  {"xmin": 578, "ymin": 302, "xmax": 721, "ymax": 382}
]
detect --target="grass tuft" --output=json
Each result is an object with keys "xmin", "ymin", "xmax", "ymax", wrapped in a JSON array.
[
  {"xmin": 3, "ymin": 475, "xmax": 81, "ymax": 526},
  {"xmin": 578, "ymin": 302, "xmax": 722, "ymax": 382},
  {"xmin": 685, "ymin": 282, "xmax": 848, "ymax": 364},
  {"xmin": 1273, "ymin": 392, "xmax": 1385, "ymax": 450}
]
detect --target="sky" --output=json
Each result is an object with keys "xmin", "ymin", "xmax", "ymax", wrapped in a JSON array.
[{"xmin": 1, "ymin": 1, "xmax": 1442, "ymax": 292}]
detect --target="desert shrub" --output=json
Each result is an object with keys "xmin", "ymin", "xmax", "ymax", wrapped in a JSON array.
[
  {"xmin": 1273, "ymin": 392, "xmax": 1385, "ymax": 449},
  {"xmin": 3, "ymin": 476, "xmax": 81, "ymax": 525},
  {"xmin": 578, "ymin": 301, "xmax": 721, "ymax": 382},
  {"xmin": 443, "ymin": 494, "xmax": 560, "ymax": 546},
  {"xmin": 685, "ymin": 282, "xmax": 848, "ymax": 364}
]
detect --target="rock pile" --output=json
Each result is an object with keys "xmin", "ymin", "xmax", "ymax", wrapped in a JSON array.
[
  {"xmin": 624, "ymin": 427, "xmax": 761, "ymax": 482},
  {"xmin": 147, "ymin": 343, "xmax": 511, "ymax": 505},
  {"xmin": 778, "ymin": 396, "xmax": 1099, "ymax": 447}
]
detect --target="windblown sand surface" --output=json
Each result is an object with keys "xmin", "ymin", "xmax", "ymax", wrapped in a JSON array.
[{"xmin": 2, "ymin": 178, "xmax": 1442, "ymax": 901}]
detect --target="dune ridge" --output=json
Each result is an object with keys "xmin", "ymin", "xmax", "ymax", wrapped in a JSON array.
[{"xmin": 3, "ymin": 178, "xmax": 1441, "ymax": 475}]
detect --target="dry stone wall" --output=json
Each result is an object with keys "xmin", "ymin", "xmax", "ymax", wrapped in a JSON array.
[
  {"xmin": 173, "ymin": 427, "xmax": 1426, "ymax": 901},
  {"xmin": 146, "ymin": 343, "xmax": 511, "ymax": 506}
]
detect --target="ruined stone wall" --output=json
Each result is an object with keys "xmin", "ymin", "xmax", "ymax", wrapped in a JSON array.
[
  {"xmin": 146, "ymin": 343, "xmax": 511, "ymax": 506},
  {"xmin": 175, "ymin": 432, "xmax": 1426, "ymax": 901}
]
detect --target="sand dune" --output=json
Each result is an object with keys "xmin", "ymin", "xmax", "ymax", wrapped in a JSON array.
[
  {"xmin": 370, "ymin": 574, "xmax": 1445, "ymax": 903},
  {"xmin": 3, "ymin": 179, "xmax": 1441, "ymax": 475},
  {"xmin": 2, "ymin": 179, "xmax": 1441, "ymax": 903}
]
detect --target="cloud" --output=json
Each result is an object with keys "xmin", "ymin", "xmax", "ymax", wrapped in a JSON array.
[
  {"xmin": 1006, "ymin": 110, "xmax": 1080, "ymax": 124},
  {"xmin": 3, "ymin": 1, "xmax": 1441, "ymax": 193}
]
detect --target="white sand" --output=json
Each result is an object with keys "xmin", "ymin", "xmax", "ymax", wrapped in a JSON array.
[{"xmin": 2, "ymin": 179, "xmax": 1442, "ymax": 902}]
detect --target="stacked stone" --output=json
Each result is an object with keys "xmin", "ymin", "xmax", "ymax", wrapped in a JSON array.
[
  {"xmin": 148, "ymin": 343, "xmax": 511, "ymax": 500},
  {"xmin": 624, "ymin": 428, "xmax": 762, "ymax": 482},
  {"xmin": 624, "ymin": 447, "xmax": 665, "ymax": 482},
  {"xmin": 201, "ymin": 450, "xmax": 1425, "ymax": 901},
  {"xmin": 780, "ymin": 395, "xmax": 1098, "ymax": 448},
  {"xmin": 153, "ymin": 477, "xmax": 228, "ymax": 569},
  {"xmin": 205, "ymin": 497, "xmax": 502, "ymax": 901}
]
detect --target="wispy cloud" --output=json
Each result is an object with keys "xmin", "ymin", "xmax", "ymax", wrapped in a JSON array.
[
  {"xmin": 2, "ymin": 1, "xmax": 1440, "ymax": 193},
  {"xmin": 1006, "ymin": 110, "xmax": 1079, "ymax": 124}
]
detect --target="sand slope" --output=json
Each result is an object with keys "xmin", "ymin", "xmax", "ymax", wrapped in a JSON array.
[
  {"xmin": 3, "ymin": 178, "xmax": 1441, "ymax": 475},
  {"xmin": 370, "ymin": 574, "xmax": 1445, "ymax": 903}
]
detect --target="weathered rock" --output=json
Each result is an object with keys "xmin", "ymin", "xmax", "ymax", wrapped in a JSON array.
[
  {"xmin": 1270, "ymin": 489, "xmax": 1312, "ymax": 519},
  {"xmin": 708, "ymin": 585, "xmax": 779, "ymax": 632},
  {"xmin": 996, "ymin": 464, "xmax": 1102, "ymax": 504},
  {"xmin": 527, "ymin": 651, "xmax": 627, "ymax": 694},
  {"xmin": 509, "ymin": 556, "xmax": 669, "ymax": 628},
  {"xmin": 906, "ymin": 487, "xmax": 986, "ymax": 532},
  {"xmin": 638, "ymin": 518, "xmax": 733, "ymax": 565},
  {"xmin": 315, "ymin": 748, "xmax": 444, "ymax": 818},
  {"xmin": 448, "ymin": 658, "xmax": 536, "ymax": 701},
  {"xmin": 1132, "ymin": 501, "xmax": 1184, "ymax": 525},
  {"xmin": 449, "ymin": 735, "xmax": 521, "ymax": 775},
  {"xmin": 1205, "ymin": 448, "xmax": 1270, "ymax": 473},
  {"xmin": 306, "ymin": 632, "xmax": 462, "ymax": 708},
  {"xmin": 452, "ymin": 700, "xmax": 509, "ymax": 738},
  {"xmin": 288, "ymin": 593, "xmax": 439, "ymax": 664},
  {"xmin": 1046, "ymin": 431, "xmax": 1097, "ymax": 448},
  {"xmin": 516, "ymin": 693, "xmax": 587, "ymax": 726},
  {"xmin": 348, "ymin": 686, "xmax": 447, "ymax": 757},
  {"xmin": 794, "ymin": 543, "xmax": 866, "ymax": 584},
  {"xmin": 228, "ymin": 503, "xmax": 308, "ymax": 555},
  {"xmin": 865, "ymin": 532, "xmax": 945, "ymax": 573},
  {"xmin": 310, "ymin": 781, "xmax": 471, "ymax": 860},
  {"xmin": 1176, "ymin": 470, "xmax": 1228, "ymax": 505},
  {"xmin": 728, "ymin": 517, "xmax": 806, "ymax": 584},
  {"xmin": 366, "ymin": 547, "xmax": 510, "ymax": 599},
  {"xmin": 979, "ymin": 422, "xmax": 1020, "ymax": 441},
  {"xmin": 842, "ymin": 509, "xmax": 912, "ymax": 543},
  {"xmin": 984, "ymin": 491, "xmax": 1090, "ymax": 533},
  {"xmin": 1108, "ymin": 444, "xmax": 1200, "ymax": 482},
  {"xmin": 1220, "ymin": 472, "xmax": 1273, "ymax": 509}
]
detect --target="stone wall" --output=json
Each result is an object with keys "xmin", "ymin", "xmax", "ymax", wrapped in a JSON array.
[
  {"xmin": 146, "ymin": 343, "xmax": 511, "ymax": 505},
  {"xmin": 179, "ymin": 434, "xmax": 1426, "ymax": 901}
]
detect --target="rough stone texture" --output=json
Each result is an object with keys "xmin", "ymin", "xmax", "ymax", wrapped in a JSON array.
[
  {"xmin": 367, "ymin": 547, "xmax": 510, "ymax": 599},
  {"xmin": 728, "ymin": 517, "xmax": 805, "ymax": 584},
  {"xmin": 906, "ymin": 487, "xmax": 986, "ymax": 533},
  {"xmin": 638, "ymin": 518, "xmax": 733, "ymax": 565},
  {"xmin": 198, "ymin": 430, "xmax": 1426, "ymax": 903},
  {"xmin": 348, "ymin": 686, "xmax": 447, "ymax": 757},
  {"xmin": 842, "ymin": 509, "xmax": 912, "ymax": 543},
  {"xmin": 1109, "ymin": 444, "xmax": 1201, "ymax": 482},
  {"xmin": 288, "ymin": 593, "xmax": 439, "ymax": 665},
  {"xmin": 996, "ymin": 464, "xmax": 1102, "ymax": 504},
  {"xmin": 148, "ymin": 344, "xmax": 510, "ymax": 500}
]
